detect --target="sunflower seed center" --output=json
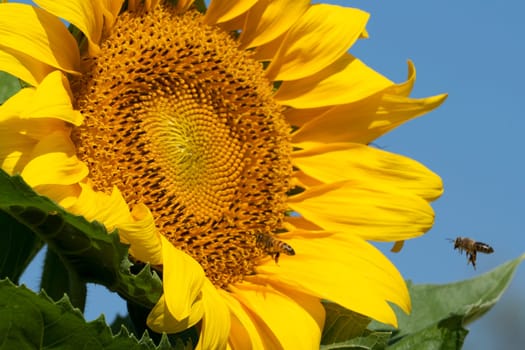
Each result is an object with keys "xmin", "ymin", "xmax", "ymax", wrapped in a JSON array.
[{"xmin": 71, "ymin": 4, "xmax": 292, "ymax": 287}]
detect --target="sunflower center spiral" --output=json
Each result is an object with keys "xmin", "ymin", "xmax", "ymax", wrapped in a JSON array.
[
  {"xmin": 70, "ymin": 4, "xmax": 292, "ymax": 287},
  {"xmin": 140, "ymin": 83, "xmax": 244, "ymax": 218}
]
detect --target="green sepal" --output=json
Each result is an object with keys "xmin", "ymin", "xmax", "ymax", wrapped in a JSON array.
[{"xmin": 0, "ymin": 169, "xmax": 162, "ymax": 308}]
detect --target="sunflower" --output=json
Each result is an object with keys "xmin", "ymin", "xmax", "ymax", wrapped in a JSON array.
[{"xmin": 0, "ymin": 0, "xmax": 447, "ymax": 348}]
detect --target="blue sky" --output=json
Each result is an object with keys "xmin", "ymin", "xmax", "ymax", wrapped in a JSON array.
[{"xmin": 14, "ymin": 1, "xmax": 525, "ymax": 349}]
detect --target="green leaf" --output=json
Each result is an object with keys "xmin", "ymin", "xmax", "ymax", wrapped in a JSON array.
[
  {"xmin": 0, "ymin": 278, "xmax": 160, "ymax": 350},
  {"xmin": 111, "ymin": 314, "xmax": 135, "ymax": 336},
  {"xmin": 41, "ymin": 247, "xmax": 87, "ymax": 311},
  {"xmin": 321, "ymin": 331, "xmax": 391, "ymax": 350},
  {"xmin": 0, "ymin": 71, "xmax": 23, "ymax": 104},
  {"xmin": 363, "ymin": 254, "xmax": 525, "ymax": 349},
  {"xmin": 321, "ymin": 302, "xmax": 391, "ymax": 350},
  {"xmin": 388, "ymin": 315, "xmax": 467, "ymax": 350},
  {"xmin": 0, "ymin": 210, "xmax": 44, "ymax": 283},
  {"xmin": 0, "ymin": 169, "xmax": 162, "ymax": 309},
  {"xmin": 381, "ymin": 254, "xmax": 524, "ymax": 342}
]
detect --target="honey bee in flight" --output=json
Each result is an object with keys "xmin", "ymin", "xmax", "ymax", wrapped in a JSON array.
[
  {"xmin": 449, "ymin": 237, "xmax": 494, "ymax": 269},
  {"xmin": 256, "ymin": 233, "xmax": 295, "ymax": 263}
]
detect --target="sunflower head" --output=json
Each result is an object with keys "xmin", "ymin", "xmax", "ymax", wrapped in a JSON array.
[{"xmin": 69, "ymin": 4, "xmax": 293, "ymax": 287}]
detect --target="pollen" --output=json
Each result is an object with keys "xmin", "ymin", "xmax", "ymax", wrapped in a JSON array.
[{"xmin": 70, "ymin": 4, "xmax": 292, "ymax": 287}]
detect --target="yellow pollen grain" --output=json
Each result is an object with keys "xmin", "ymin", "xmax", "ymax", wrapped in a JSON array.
[{"xmin": 70, "ymin": 3, "xmax": 292, "ymax": 287}]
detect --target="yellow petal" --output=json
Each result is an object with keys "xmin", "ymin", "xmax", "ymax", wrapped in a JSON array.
[
  {"xmin": 205, "ymin": 0, "xmax": 258, "ymax": 25},
  {"xmin": 150, "ymin": 280, "xmax": 229, "ymax": 349},
  {"xmin": 283, "ymin": 106, "xmax": 327, "ymax": 127},
  {"xmin": 196, "ymin": 280, "xmax": 230, "ymax": 350},
  {"xmin": 288, "ymin": 181, "xmax": 435, "ymax": 241},
  {"xmin": 0, "ymin": 3, "xmax": 80, "ymax": 74},
  {"xmin": 251, "ymin": 32, "xmax": 285, "ymax": 62},
  {"xmin": 67, "ymin": 184, "xmax": 132, "ymax": 230},
  {"xmin": 240, "ymin": 0, "xmax": 310, "ymax": 49},
  {"xmin": 255, "ymin": 231, "xmax": 410, "ymax": 326},
  {"xmin": 274, "ymin": 54, "xmax": 392, "ymax": 108},
  {"xmin": 0, "ymin": 88, "xmax": 69, "ymax": 129},
  {"xmin": 99, "ymin": 0, "xmax": 125, "ymax": 30},
  {"xmin": 391, "ymin": 60, "xmax": 417, "ymax": 97},
  {"xmin": 0, "ymin": 89, "xmax": 35, "ymax": 122},
  {"xmin": 230, "ymin": 282, "xmax": 323, "ymax": 349},
  {"xmin": 34, "ymin": 0, "xmax": 104, "ymax": 55},
  {"xmin": 0, "ymin": 49, "xmax": 52, "ymax": 86},
  {"xmin": 0, "ymin": 71, "xmax": 82, "ymax": 126},
  {"xmin": 27, "ymin": 71, "xmax": 82, "ymax": 125},
  {"xmin": 284, "ymin": 61, "xmax": 421, "ymax": 128},
  {"xmin": 292, "ymin": 92, "xmax": 448, "ymax": 146},
  {"xmin": 0, "ymin": 134, "xmax": 37, "ymax": 175},
  {"xmin": 21, "ymin": 130, "xmax": 88, "ymax": 187},
  {"xmin": 216, "ymin": 11, "xmax": 247, "ymax": 32},
  {"xmin": 147, "ymin": 294, "xmax": 204, "ymax": 333},
  {"xmin": 35, "ymin": 183, "xmax": 80, "ymax": 209},
  {"xmin": 284, "ymin": 215, "xmax": 323, "ymax": 232},
  {"xmin": 176, "ymin": 0, "xmax": 195, "ymax": 12},
  {"xmin": 0, "ymin": 109, "xmax": 70, "ymax": 175},
  {"xmin": 219, "ymin": 290, "xmax": 266, "ymax": 350},
  {"xmin": 161, "ymin": 235, "xmax": 205, "ymax": 320},
  {"xmin": 273, "ymin": 283, "xmax": 325, "ymax": 331},
  {"xmin": 265, "ymin": 4, "xmax": 369, "ymax": 81},
  {"xmin": 228, "ymin": 318, "xmax": 253, "ymax": 350},
  {"xmin": 293, "ymin": 170, "xmax": 323, "ymax": 189},
  {"xmin": 117, "ymin": 203, "xmax": 163, "ymax": 264},
  {"xmin": 293, "ymin": 143, "xmax": 443, "ymax": 201}
]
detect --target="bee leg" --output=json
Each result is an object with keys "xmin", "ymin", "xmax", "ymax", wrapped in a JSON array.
[
  {"xmin": 273, "ymin": 252, "xmax": 281, "ymax": 264},
  {"xmin": 468, "ymin": 251, "xmax": 477, "ymax": 269},
  {"xmin": 472, "ymin": 251, "xmax": 477, "ymax": 270}
]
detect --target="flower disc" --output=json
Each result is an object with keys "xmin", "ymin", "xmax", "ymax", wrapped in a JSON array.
[{"xmin": 71, "ymin": 5, "xmax": 292, "ymax": 287}]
